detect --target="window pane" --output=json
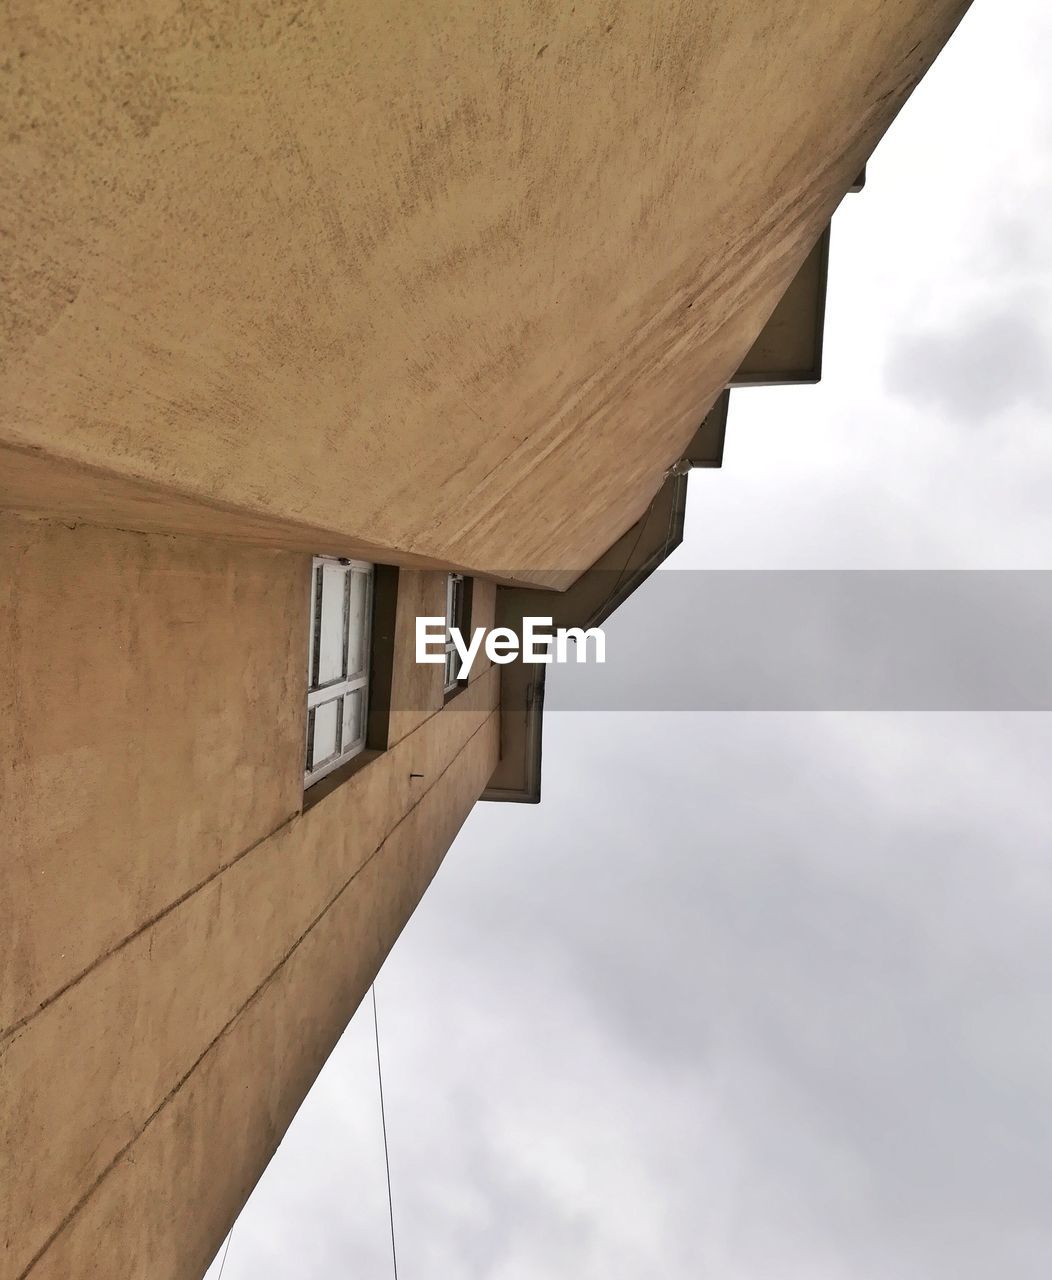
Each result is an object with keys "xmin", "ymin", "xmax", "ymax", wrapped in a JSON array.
[
  {"xmin": 444, "ymin": 648, "xmax": 458, "ymax": 690},
  {"xmin": 307, "ymin": 698, "xmax": 341, "ymax": 769},
  {"xmin": 346, "ymin": 569, "xmax": 370, "ymax": 679},
  {"xmin": 446, "ymin": 573, "xmax": 464, "ymax": 634},
  {"xmin": 452, "ymin": 577, "xmax": 463, "ymax": 630},
  {"xmin": 343, "ymin": 688, "xmax": 366, "ymax": 750},
  {"xmin": 315, "ymin": 563, "xmax": 348, "ymax": 686}
]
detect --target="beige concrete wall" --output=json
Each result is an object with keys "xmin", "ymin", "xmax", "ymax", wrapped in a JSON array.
[
  {"xmin": 0, "ymin": 516, "xmax": 500, "ymax": 1280},
  {"xmin": 0, "ymin": 1, "xmax": 971, "ymax": 584},
  {"xmin": 0, "ymin": 516, "xmax": 308, "ymax": 1031}
]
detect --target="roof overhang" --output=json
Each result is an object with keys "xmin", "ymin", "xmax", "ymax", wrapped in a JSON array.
[
  {"xmin": 729, "ymin": 225, "xmax": 831, "ymax": 387},
  {"xmin": 481, "ymin": 395, "xmax": 730, "ymax": 803}
]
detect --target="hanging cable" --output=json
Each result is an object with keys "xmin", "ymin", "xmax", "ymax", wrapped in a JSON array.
[
  {"xmin": 659, "ymin": 473, "xmax": 681, "ymax": 566},
  {"xmin": 372, "ymin": 983, "xmax": 399, "ymax": 1280},
  {"xmin": 215, "ymin": 1226, "xmax": 234, "ymax": 1280},
  {"xmin": 609, "ymin": 489, "xmax": 661, "ymax": 605}
]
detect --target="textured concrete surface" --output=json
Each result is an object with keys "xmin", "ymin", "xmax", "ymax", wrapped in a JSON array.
[
  {"xmin": 0, "ymin": 515, "xmax": 307, "ymax": 1031},
  {"xmin": 1, "ymin": 0, "xmax": 971, "ymax": 583},
  {"xmin": 0, "ymin": 517, "xmax": 500, "ymax": 1280},
  {"xmin": 18, "ymin": 712, "xmax": 499, "ymax": 1280}
]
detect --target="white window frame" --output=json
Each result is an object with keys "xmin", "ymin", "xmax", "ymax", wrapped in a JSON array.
[
  {"xmin": 443, "ymin": 572, "xmax": 468, "ymax": 694},
  {"xmin": 305, "ymin": 556, "xmax": 374, "ymax": 786}
]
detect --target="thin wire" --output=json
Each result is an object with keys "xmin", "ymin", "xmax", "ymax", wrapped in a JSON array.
[
  {"xmin": 659, "ymin": 473, "xmax": 680, "ymax": 566},
  {"xmin": 372, "ymin": 983, "xmax": 399, "ymax": 1280},
  {"xmin": 215, "ymin": 1226, "xmax": 234, "ymax": 1280},
  {"xmin": 609, "ymin": 466, "xmax": 684, "ymax": 611},
  {"xmin": 609, "ymin": 489, "xmax": 661, "ymax": 604}
]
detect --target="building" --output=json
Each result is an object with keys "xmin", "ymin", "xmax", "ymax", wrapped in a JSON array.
[{"xmin": 1, "ymin": 3, "xmax": 972, "ymax": 1276}]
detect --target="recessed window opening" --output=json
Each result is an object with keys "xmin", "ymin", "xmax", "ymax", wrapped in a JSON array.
[
  {"xmin": 444, "ymin": 572, "xmax": 470, "ymax": 695},
  {"xmin": 305, "ymin": 556, "xmax": 374, "ymax": 785}
]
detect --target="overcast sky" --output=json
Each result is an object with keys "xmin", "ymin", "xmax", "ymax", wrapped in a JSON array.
[{"xmin": 207, "ymin": 3, "xmax": 1052, "ymax": 1276}]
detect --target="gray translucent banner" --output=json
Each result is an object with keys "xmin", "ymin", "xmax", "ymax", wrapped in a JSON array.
[{"xmin": 527, "ymin": 571, "xmax": 1052, "ymax": 711}]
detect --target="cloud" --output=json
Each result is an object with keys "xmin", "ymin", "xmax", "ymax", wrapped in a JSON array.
[
  {"xmin": 405, "ymin": 713, "xmax": 1052, "ymax": 1280},
  {"xmin": 885, "ymin": 306, "xmax": 1052, "ymax": 424},
  {"xmin": 209, "ymin": 712, "xmax": 1052, "ymax": 1280}
]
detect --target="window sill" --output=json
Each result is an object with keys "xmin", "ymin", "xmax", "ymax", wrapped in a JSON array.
[
  {"xmin": 443, "ymin": 680, "xmax": 469, "ymax": 705},
  {"xmin": 302, "ymin": 747, "xmax": 382, "ymax": 812}
]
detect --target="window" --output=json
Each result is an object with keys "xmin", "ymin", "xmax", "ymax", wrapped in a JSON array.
[
  {"xmin": 305, "ymin": 557, "xmax": 374, "ymax": 785},
  {"xmin": 443, "ymin": 572, "xmax": 471, "ymax": 695}
]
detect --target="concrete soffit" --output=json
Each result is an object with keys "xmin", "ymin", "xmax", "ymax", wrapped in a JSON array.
[
  {"xmin": 730, "ymin": 224, "xmax": 831, "ymax": 387},
  {"xmin": 483, "ymin": 159, "xmax": 869, "ymax": 803},
  {"xmin": 481, "ymin": 395, "xmax": 730, "ymax": 804},
  {"xmin": 728, "ymin": 173, "xmax": 863, "ymax": 390}
]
